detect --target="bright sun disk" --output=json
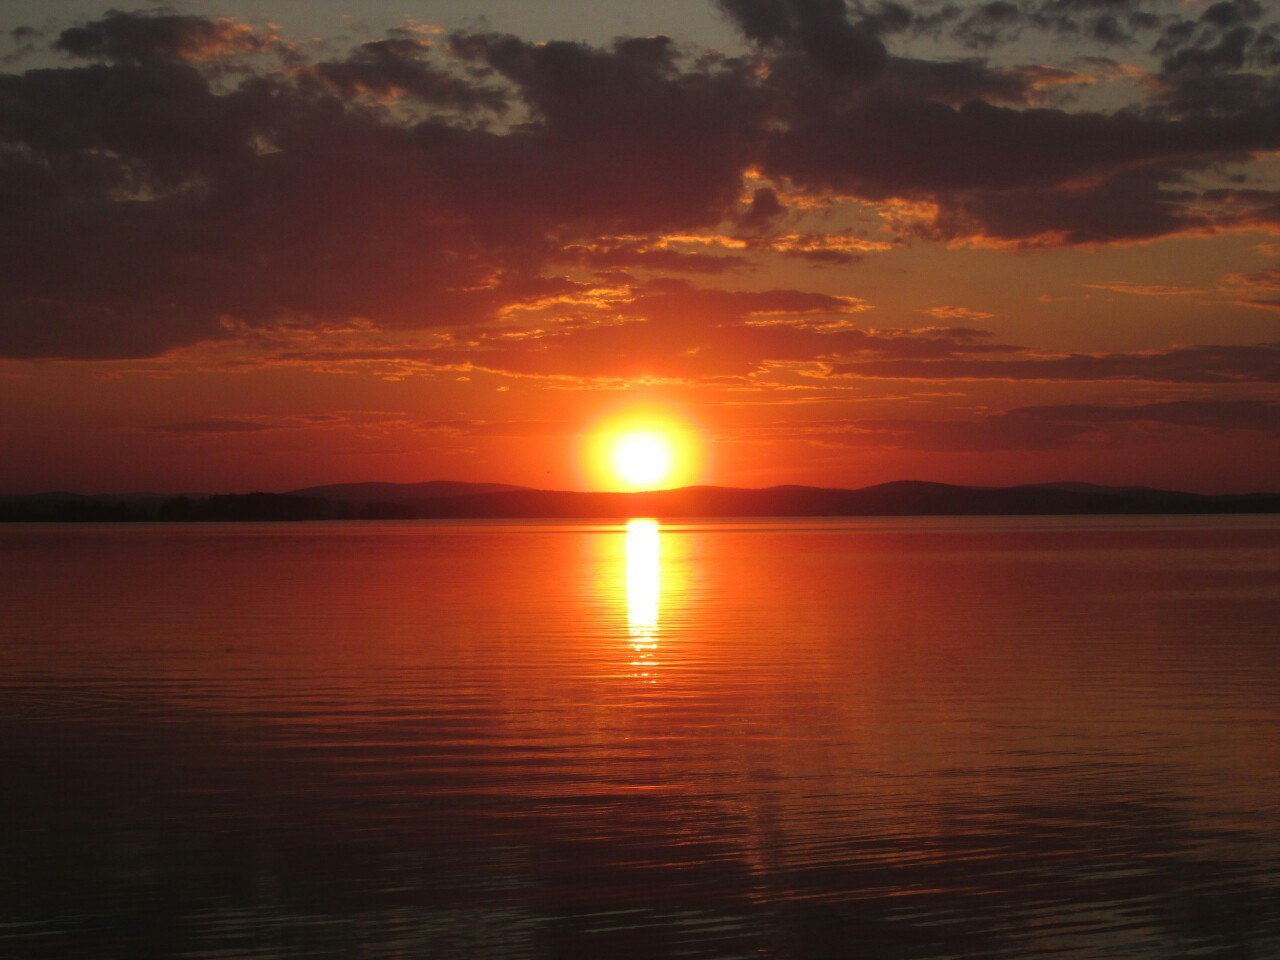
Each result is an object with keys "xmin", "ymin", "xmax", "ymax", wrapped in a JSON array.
[{"xmin": 612, "ymin": 431, "xmax": 673, "ymax": 489}]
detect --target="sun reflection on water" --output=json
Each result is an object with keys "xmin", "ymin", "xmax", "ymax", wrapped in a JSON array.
[{"xmin": 625, "ymin": 519, "xmax": 660, "ymax": 681}]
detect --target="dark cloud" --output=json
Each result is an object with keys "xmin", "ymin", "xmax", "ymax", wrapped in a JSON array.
[
  {"xmin": 846, "ymin": 0, "xmax": 1170, "ymax": 51},
  {"xmin": 1223, "ymin": 264, "xmax": 1280, "ymax": 308},
  {"xmin": 411, "ymin": 418, "xmax": 575, "ymax": 437},
  {"xmin": 2, "ymin": 4, "xmax": 1280, "ymax": 362},
  {"xmin": 424, "ymin": 282, "xmax": 882, "ymax": 380},
  {"xmin": 825, "ymin": 342, "xmax": 1280, "ymax": 382},
  {"xmin": 764, "ymin": 94, "xmax": 1280, "ymax": 243},
  {"xmin": 306, "ymin": 38, "xmax": 508, "ymax": 111},
  {"xmin": 446, "ymin": 31, "xmax": 765, "ymax": 230},
  {"xmin": 153, "ymin": 418, "xmax": 277, "ymax": 434},
  {"xmin": 2, "ymin": 24, "xmax": 41, "ymax": 65},
  {"xmin": 713, "ymin": 2, "xmax": 1280, "ymax": 245},
  {"xmin": 1159, "ymin": 70, "xmax": 1280, "ymax": 115},
  {"xmin": 155, "ymin": 414, "xmax": 577, "ymax": 437},
  {"xmin": 255, "ymin": 278, "xmax": 1030, "ymax": 382},
  {"xmin": 1223, "ymin": 264, "xmax": 1274, "ymax": 288},
  {"xmin": 553, "ymin": 238, "xmax": 752, "ymax": 274},
  {"xmin": 341, "ymin": 280, "xmax": 1026, "ymax": 381},
  {"xmin": 1155, "ymin": 0, "xmax": 1279, "ymax": 77},
  {"xmin": 772, "ymin": 98, "xmax": 1206, "ymax": 194},
  {"xmin": 715, "ymin": 0, "xmax": 888, "ymax": 81},
  {"xmin": 844, "ymin": 413, "xmax": 1089, "ymax": 451},
  {"xmin": 872, "ymin": 56, "xmax": 1057, "ymax": 106},
  {"xmin": 1014, "ymin": 397, "xmax": 1280, "ymax": 431},
  {"xmin": 951, "ymin": 1, "xmax": 1027, "ymax": 48},
  {"xmin": 930, "ymin": 166, "xmax": 1206, "ymax": 245},
  {"xmin": 624, "ymin": 279, "xmax": 865, "ymax": 321},
  {"xmin": 738, "ymin": 186, "xmax": 786, "ymax": 232},
  {"xmin": 0, "ymin": 13, "xmax": 765, "ymax": 359},
  {"xmin": 53, "ymin": 9, "xmax": 272, "ymax": 64},
  {"xmin": 806, "ymin": 398, "xmax": 1280, "ymax": 451},
  {"xmin": 1025, "ymin": 0, "xmax": 1163, "ymax": 46},
  {"xmin": 1150, "ymin": 0, "xmax": 1280, "ymax": 118},
  {"xmin": 721, "ymin": 5, "xmax": 1067, "ymax": 112}
]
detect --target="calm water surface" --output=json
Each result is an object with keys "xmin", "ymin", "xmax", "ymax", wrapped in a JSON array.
[{"xmin": 2, "ymin": 517, "xmax": 1279, "ymax": 959}]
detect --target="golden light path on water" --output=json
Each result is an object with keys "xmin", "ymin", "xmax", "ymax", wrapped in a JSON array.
[{"xmin": 624, "ymin": 519, "xmax": 660, "ymax": 681}]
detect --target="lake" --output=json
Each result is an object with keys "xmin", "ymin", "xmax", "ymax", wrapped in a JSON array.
[{"xmin": 2, "ymin": 517, "xmax": 1279, "ymax": 959}]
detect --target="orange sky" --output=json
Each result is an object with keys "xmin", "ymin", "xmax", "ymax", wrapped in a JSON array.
[{"xmin": 1, "ymin": 1, "xmax": 1278, "ymax": 493}]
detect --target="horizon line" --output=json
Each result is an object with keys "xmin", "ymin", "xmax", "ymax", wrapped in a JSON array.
[{"xmin": 5, "ymin": 478, "xmax": 1280, "ymax": 499}]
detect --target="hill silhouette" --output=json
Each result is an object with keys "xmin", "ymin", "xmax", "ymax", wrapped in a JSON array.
[
  {"xmin": 289, "ymin": 480, "xmax": 526, "ymax": 504},
  {"xmin": 1, "ymin": 480, "xmax": 1277, "ymax": 521}
]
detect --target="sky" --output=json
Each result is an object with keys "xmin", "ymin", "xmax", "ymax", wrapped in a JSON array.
[{"xmin": 1, "ymin": 0, "xmax": 1278, "ymax": 493}]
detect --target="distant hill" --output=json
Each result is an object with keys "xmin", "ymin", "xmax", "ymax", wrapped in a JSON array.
[
  {"xmin": 398, "ymin": 481, "xmax": 1280, "ymax": 519},
  {"xmin": 0, "ymin": 490, "xmax": 196, "ymax": 504},
  {"xmin": 1033, "ymin": 482, "xmax": 1218, "ymax": 501},
  {"xmin": 2, "ymin": 480, "xmax": 1277, "ymax": 521},
  {"xmin": 289, "ymin": 481, "xmax": 527, "ymax": 504}
]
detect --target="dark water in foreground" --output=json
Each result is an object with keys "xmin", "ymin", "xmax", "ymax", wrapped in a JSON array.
[{"xmin": 2, "ymin": 517, "xmax": 1279, "ymax": 960}]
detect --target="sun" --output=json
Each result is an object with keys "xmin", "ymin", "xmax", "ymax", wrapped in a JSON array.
[
  {"xmin": 613, "ymin": 431, "xmax": 673, "ymax": 489},
  {"xmin": 582, "ymin": 410, "xmax": 701, "ymax": 491}
]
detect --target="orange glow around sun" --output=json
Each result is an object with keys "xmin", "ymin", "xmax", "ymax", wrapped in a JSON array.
[{"xmin": 583, "ymin": 411, "xmax": 700, "ymax": 491}]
